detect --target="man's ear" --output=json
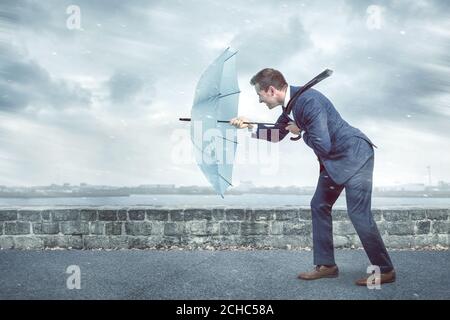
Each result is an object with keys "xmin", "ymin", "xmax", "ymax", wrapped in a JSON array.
[{"xmin": 268, "ymin": 86, "xmax": 276, "ymax": 95}]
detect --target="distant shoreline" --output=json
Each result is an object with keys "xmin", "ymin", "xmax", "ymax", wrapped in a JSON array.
[{"xmin": 1, "ymin": 192, "xmax": 450, "ymax": 199}]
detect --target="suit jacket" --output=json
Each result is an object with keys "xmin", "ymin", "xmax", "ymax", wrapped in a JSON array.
[{"xmin": 254, "ymin": 86, "xmax": 376, "ymax": 185}]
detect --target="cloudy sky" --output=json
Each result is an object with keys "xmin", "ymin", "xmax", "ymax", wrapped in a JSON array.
[{"xmin": 0, "ymin": 0, "xmax": 449, "ymax": 188}]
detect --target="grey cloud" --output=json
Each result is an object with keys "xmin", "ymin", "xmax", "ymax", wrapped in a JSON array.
[
  {"xmin": 1, "ymin": 0, "xmax": 449, "ymax": 186},
  {"xmin": 344, "ymin": 0, "xmax": 450, "ymax": 19},
  {"xmin": 0, "ymin": 45, "xmax": 92, "ymax": 112},
  {"xmin": 295, "ymin": 1, "xmax": 450, "ymax": 136},
  {"xmin": 109, "ymin": 72, "xmax": 144, "ymax": 104},
  {"xmin": 0, "ymin": 1, "xmax": 20, "ymax": 24},
  {"xmin": 2, "ymin": 0, "xmax": 146, "ymax": 31},
  {"xmin": 5, "ymin": 1, "xmax": 302, "ymax": 86},
  {"xmin": 232, "ymin": 15, "xmax": 311, "ymax": 73},
  {"xmin": 106, "ymin": 71, "xmax": 155, "ymax": 116},
  {"xmin": 342, "ymin": 41, "xmax": 448, "ymax": 134},
  {"xmin": 1, "ymin": 0, "xmax": 63, "ymax": 34}
]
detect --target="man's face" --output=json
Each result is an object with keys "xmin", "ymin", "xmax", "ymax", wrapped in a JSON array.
[{"xmin": 255, "ymin": 84, "xmax": 279, "ymax": 109}]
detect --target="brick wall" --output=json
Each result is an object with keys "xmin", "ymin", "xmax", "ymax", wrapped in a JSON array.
[{"xmin": 0, "ymin": 208, "xmax": 448, "ymax": 250}]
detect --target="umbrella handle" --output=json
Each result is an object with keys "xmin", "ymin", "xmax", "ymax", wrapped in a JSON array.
[
  {"xmin": 179, "ymin": 118, "xmax": 277, "ymax": 126},
  {"xmin": 180, "ymin": 117, "xmax": 303, "ymax": 141},
  {"xmin": 290, "ymin": 133, "xmax": 302, "ymax": 141}
]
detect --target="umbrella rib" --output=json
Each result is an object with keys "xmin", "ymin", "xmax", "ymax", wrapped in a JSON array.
[
  {"xmin": 192, "ymin": 140, "xmax": 232, "ymax": 188},
  {"xmin": 224, "ymin": 50, "xmax": 238, "ymax": 62},
  {"xmin": 218, "ymin": 173, "xmax": 233, "ymax": 186},
  {"xmin": 218, "ymin": 91, "xmax": 240, "ymax": 99},
  {"xmin": 201, "ymin": 90, "xmax": 239, "ymax": 101},
  {"xmin": 192, "ymin": 141, "xmax": 223, "ymax": 160},
  {"xmin": 191, "ymin": 141, "xmax": 205, "ymax": 154},
  {"xmin": 217, "ymin": 135, "xmax": 238, "ymax": 144}
]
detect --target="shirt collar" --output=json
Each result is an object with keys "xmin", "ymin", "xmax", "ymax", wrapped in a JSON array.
[{"xmin": 283, "ymin": 84, "xmax": 291, "ymax": 114}]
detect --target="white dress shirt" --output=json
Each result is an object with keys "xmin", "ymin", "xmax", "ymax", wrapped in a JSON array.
[{"xmin": 283, "ymin": 85, "xmax": 291, "ymax": 112}]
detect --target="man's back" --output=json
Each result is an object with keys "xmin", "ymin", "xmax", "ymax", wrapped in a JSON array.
[
  {"xmin": 291, "ymin": 86, "xmax": 376, "ymax": 184},
  {"xmin": 292, "ymin": 87, "xmax": 373, "ymax": 148}
]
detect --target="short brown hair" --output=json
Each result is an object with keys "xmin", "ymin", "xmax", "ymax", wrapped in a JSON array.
[{"xmin": 250, "ymin": 68, "xmax": 287, "ymax": 91}]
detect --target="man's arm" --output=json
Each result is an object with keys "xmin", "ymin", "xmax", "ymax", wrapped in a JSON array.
[
  {"xmin": 230, "ymin": 115, "xmax": 289, "ymax": 143},
  {"xmin": 294, "ymin": 97, "xmax": 331, "ymax": 157},
  {"xmin": 252, "ymin": 114, "xmax": 290, "ymax": 143}
]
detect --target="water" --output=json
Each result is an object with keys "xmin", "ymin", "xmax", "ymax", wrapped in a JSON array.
[{"xmin": 0, "ymin": 194, "xmax": 449, "ymax": 208}]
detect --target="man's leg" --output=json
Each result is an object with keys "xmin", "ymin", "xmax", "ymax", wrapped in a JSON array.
[
  {"xmin": 344, "ymin": 155, "xmax": 394, "ymax": 273},
  {"xmin": 310, "ymin": 167, "xmax": 344, "ymax": 266}
]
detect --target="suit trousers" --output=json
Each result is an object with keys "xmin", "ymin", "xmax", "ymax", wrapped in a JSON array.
[{"xmin": 311, "ymin": 150, "xmax": 394, "ymax": 273}]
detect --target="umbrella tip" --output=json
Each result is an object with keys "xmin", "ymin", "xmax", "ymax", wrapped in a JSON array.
[{"xmin": 225, "ymin": 46, "xmax": 238, "ymax": 54}]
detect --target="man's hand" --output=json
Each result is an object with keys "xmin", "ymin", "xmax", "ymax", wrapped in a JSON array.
[
  {"xmin": 230, "ymin": 116, "xmax": 254, "ymax": 129},
  {"xmin": 285, "ymin": 122, "xmax": 301, "ymax": 135}
]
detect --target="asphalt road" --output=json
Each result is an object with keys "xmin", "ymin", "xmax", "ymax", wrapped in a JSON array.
[{"xmin": 0, "ymin": 249, "xmax": 448, "ymax": 300}]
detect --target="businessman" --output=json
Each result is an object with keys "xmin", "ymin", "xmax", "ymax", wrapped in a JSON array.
[{"xmin": 230, "ymin": 68, "xmax": 395, "ymax": 286}]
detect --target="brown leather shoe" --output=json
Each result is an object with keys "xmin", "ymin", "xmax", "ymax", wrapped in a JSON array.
[
  {"xmin": 355, "ymin": 270, "xmax": 396, "ymax": 286},
  {"xmin": 297, "ymin": 265, "xmax": 339, "ymax": 280}
]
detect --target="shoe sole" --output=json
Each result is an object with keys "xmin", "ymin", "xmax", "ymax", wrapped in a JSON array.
[
  {"xmin": 298, "ymin": 273, "xmax": 339, "ymax": 280},
  {"xmin": 355, "ymin": 278, "xmax": 396, "ymax": 286}
]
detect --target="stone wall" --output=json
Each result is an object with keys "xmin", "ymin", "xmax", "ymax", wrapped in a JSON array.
[{"xmin": 0, "ymin": 207, "xmax": 448, "ymax": 250}]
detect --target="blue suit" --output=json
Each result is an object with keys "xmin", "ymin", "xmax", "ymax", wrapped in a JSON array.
[{"xmin": 254, "ymin": 86, "xmax": 394, "ymax": 272}]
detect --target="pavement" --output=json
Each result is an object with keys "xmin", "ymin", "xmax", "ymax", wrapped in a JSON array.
[{"xmin": 0, "ymin": 249, "xmax": 448, "ymax": 300}]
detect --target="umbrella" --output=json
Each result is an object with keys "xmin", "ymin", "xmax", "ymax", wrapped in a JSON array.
[
  {"xmin": 179, "ymin": 47, "xmax": 333, "ymax": 196},
  {"xmin": 185, "ymin": 47, "xmax": 240, "ymax": 197}
]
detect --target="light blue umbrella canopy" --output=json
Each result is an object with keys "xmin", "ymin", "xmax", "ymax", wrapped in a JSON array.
[{"xmin": 190, "ymin": 48, "xmax": 240, "ymax": 197}]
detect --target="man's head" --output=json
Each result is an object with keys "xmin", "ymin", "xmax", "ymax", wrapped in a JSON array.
[{"xmin": 250, "ymin": 68, "xmax": 288, "ymax": 109}]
